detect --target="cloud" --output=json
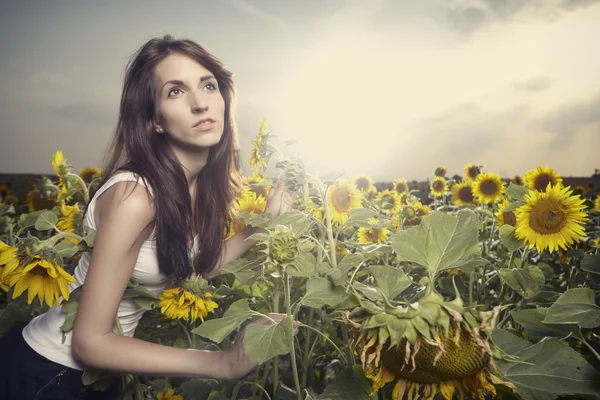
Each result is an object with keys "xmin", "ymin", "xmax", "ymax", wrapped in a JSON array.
[
  {"xmin": 541, "ymin": 92, "xmax": 600, "ymax": 144},
  {"xmin": 513, "ymin": 76, "xmax": 554, "ymax": 92},
  {"xmin": 227, "ymin": 0, "xmax": 288, "ymax": 29}
]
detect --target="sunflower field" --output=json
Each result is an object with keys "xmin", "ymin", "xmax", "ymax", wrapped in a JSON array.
[{"xmin": 1, "ymin": 118, "xmax": 600, "ymax": 400}]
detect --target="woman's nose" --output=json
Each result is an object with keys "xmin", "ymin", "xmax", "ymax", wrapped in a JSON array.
[{"xmin": 190, "ymin": 91, "xmax": 208, "ymax": 113}]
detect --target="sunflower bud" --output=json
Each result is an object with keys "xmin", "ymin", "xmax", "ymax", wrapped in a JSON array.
[{"xmin": 268, "ymin": 226, "xmax": 299, "ymax": 265}]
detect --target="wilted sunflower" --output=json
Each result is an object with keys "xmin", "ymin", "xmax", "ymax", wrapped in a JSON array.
[
  {"xmin": 523, "ymin": 165, "xmax": 562, "ymax": 192},
  {"xmin": 6, "ymin": 247, "xmax": 76, "ymax": 307},
  {"xmin": 515, "ymin": 183, "xmax": 588, "ymax": 253},
  {"xmin": 327, "ymin": 182, "xmax": 362, "ymax": 225},
  {"xmin": 156, "ymin": 387, "xmax": 183, "ymax": 400},
  {"xmin": 375, "ymin": 190, "xmax": 403, "ymax": 215},
  {"xmin": 354, "ymin": 174, "xmax": 377, "ymax": 197},
  {"xmin": 451, "ymin": 181, "xmax": 477, "ymax": 206},
  {"xmin": 464, "ymin": 164, "xmax": 480, "ymax": 181},
  {"xmin": 159, "ymin": 287, "xmax": 218, "ymax": 323},
  {"xmin": 472, "ymin": 172, "xmax": 505, "ymax": 204},
  {"xmin": 79, "ymin": 167, "xmax": 101, "ymax": 184},
  {"xmin": 434, "ymin": 166, "xmax": 447, "ymax": 177},
  {"xmin": 495, "ymin": 199, "xmax": 517, "ymax": 227},
  {"xmin": 357, "ymin": 219, "xmax": 390, "ymax": 244},
  {"xmin": 348, "ymin": 293, "xmax": 515, "ymax": 400},
  {"xmin": 226, "ymin": 188, "xmax": 267, "ymax": 238},
  {"xmin": 393, "ymin": 178, "xmax": 409, "ymax": 195},
  {"xmin": 430, "ymin": 177, "xmax": 448, "ymax": 197}
]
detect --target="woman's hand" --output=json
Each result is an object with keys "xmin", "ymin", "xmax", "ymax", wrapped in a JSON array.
[
  {"xmin": 224, "ymin": 313, "xmax": 300, "ymax": 380},
  {"xmin": 264, "ymin": 179, "xmax": 294, "ymax": 218}
]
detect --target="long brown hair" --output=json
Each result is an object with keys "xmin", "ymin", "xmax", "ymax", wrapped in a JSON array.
[{"xmin": 92, "ymin": 35, "xmax": 241, "ymax": 280}]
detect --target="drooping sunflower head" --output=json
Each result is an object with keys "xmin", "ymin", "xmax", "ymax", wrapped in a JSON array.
[
  {"xmin": 451, "ymin": 181, "xmax": 477, "ymax": 206},
  {"xmin": 6, "ymin": 247, "xmax": 76, "ymax": 307},
  {"xmin": 393, "ymin": 178, "xmax": 409, "ymax": 195},
  {"xmin": 495, "ymin": 198, "xmax": 517, "ymax": 227},
  {"xmin": 515, "ymin": 183, "xmax": 588, "ymax": 253},
  {"xmin": 354, "ymin": 174, "xmax": 376, "ymax": 195},
  {"xmin": 464, "ymin": 164, "xmax": 481, "ymax": 181},
  {"xmin": 472, "ymin": 172, "xmax": 506, "ymax": 203},
  {"xmin": 25, "ymin": 190, "xmax": 57, "ymax": 212},
  {"xmin": 328, "ymin": 182, "xmax": 363, "ymax": 225},
  {"xmin": 523, "ymin": 165, "xmax": 562, "ymax": 192},
  {"xmin": 159, "ymin": 287, "xmax": 218, "ymax": 323},
  {"xmin": 430, "ymin": 177, "xmax": 448, "ymax": 197},
  {"xmin": 434, "ymin": 166, "xmax": 447, "ymax": 177},
  {"xmin": 79, "ymin": 167, "xmax": 102, "ymax": 184},
  {"xmin": 375, "ymin": 189, "xmax": 403, "ymax": 215},
  {"xmin": 57, "ymin": 203, "xmax": 82, "ymax": 236}
]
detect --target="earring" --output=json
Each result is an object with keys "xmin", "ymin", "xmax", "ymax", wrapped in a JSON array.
[{"xmin": 156, "ymin": 127, "xmax": 164, "ymax": 134}]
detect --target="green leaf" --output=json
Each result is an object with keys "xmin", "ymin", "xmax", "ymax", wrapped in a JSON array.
[
  {"xmin": 302, "ymin": 277, "xmax": 348, "ymax": 308},
  {"xmin": 494, "ymin": 330, "xmax": 600, "ymax": 400},
  {"xmin": 367, "ymin": 265, "xmax": 411, "ymax": 299},
  {"xmin": 499, "ymin": 265, "xmax": 545, "ymax": 298},
  {"xmin": 221, "ymin": 258, "xmax": 262, "ymax": 285},
  {"xmin": 337, "ymin": 253, "xmax": 364, "ymax": 276},
  {"xmin": 391, "ymin": 210, "xmax": 481, "ymax": 277},
  {"xmin": 499, "ymin": 225, "xmax": 525, "ymax": 253},
  {"xmin": 18, "ymin": 211, "xmax": 42, "ymax": 229},
  {"xmin": 316, "ymin": 365, "xmax": 377, "ymax": 400},
  {"xmin": 191, "ymin": 299, "xmax": 254, "ymax": 343},
  {"xmin": 243, "ymin": 316, "xmax": 293, "ymax": 364},
  {"xmin": 346, "ymin": 208, "xmax": 378, "ymax": 227},
  {"xmin": 60, "ymin": 300, "xmax": 79, "ymax": 333},
  {"xmin": 82, "ymin": 368, "xmax": 119, "ymax": 390},
  {"xmin": 581, "ymin": 254, "xmax": 600, "ymax": 275},
  {"xmin": 83, "ymin": 228, "xmax": 96, "ymax": 248},
  {"xmin": 510, "ymin": 308, "xmax": 581, "ymax": 339},
  {"xmin": 35, "ymin": 211, "xmax": 58, "ymax": 231},
  {"xmin": 180, "ymin": 379, "xmax": 213, "ymax": 400},
  {"xmin": 54, "ymin": 241, "xmax": 79, "ymax": 258},
  {"xmin": 543, "ymin": 288, "xmax": 600, "ymax": 329},
  {"xmin": 245, "ymin": 213, "xmax": 270, "ymax": 228},
  {"xmin": 288, "ymin": 252, "xmax": 318, "ymax": 278},
  {"xmin": 506, "ymin": 183, "xmax": 529, "ymax": 201},
  {"xmin": 503, "ymin": 200, "xmax": 526, "ymax": 212},
  {"xmin": 270, "ymin": 210, "xmax": 310, "ymax": 235}
]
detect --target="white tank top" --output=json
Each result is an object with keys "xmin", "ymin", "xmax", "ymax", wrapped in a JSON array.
[{"xmin": 22, "ymin": 171, "xmax": 199, "ymax": 370}]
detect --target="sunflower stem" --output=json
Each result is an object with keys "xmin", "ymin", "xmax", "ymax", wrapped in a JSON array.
[
  {"xmin": 468, "ymin": 267, "xmax": 476, "ymax": 305},
  {"xmin": 301, "ymin": 308, "xmax": 314, "ymax": 387},
  {"xmin": 43, "ymin": 231, "xmax": 84, "ymax": 248},
  {"xmin": 272, "ymin": 279, "xmax": 280, "ymax": 397},
  {"xmin": 580, "ymin": 337, "xmax": 600, "ymax": 366},
  {"xmin": 322, "ymin": 184, "xmax": 338, "ymax": 270},
  {"xmin": 66, "ymin": 172, "xmax": 89, "ymax": 203},
  {"xmin": 284, "ymin": 272, "xmax": 303, "ymax": 400},
  {"xmin": 299, "ymin": 323, "xmax": 348, "ymax": 366}
]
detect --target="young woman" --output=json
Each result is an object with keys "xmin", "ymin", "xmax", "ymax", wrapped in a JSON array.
[{"xmin": 0, "ymin": 35, "xmax": 296, "ymax": 399}]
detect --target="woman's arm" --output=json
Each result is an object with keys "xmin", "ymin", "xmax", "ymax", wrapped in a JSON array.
[{"xmin": 71, "ymin": 181, "xmax": 232, "ymax": 379}]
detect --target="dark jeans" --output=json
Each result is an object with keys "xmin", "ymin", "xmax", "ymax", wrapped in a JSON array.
[{"xmin": 0, "ymin": 327, "xmax": 119, "ymax": 400}]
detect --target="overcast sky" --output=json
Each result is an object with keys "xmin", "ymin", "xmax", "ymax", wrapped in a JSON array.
[{"xmin": 1, "ymin": 0, "xmax": 598, "ymax": 181}]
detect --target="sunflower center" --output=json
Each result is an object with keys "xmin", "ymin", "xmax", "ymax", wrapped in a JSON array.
[
  {"xmin": 479, "ymin": 180, "xmax": 498, "ymax": 196},
  {"xmin": 395, "ymin": 183, "xmax": 408, "ymax": 193},
  {"xmin": 502, "ymin": 211, "xmax": 517, "ymax": 226},
  {"xmin": 533, "ymin": 174, "xmax": 553, "ymax": 192},
  {"xmin": 458, "ymin": 187, "xmax": 474, "ymax": 202},
  {"xmin": 30, "ymin": 265, "xmax": 50, "ymax": 276},
  {"xmin": 467, "ymin": 168, "xmax": 479, "ymax": 179},
  {"xmin": 365, "ymin": 229, "xmax": 380, "ymax": 242},
  {"xmin": 528, "ymin": 199, "xmax": 567, "ymax": 234},
  {"xmin": 332, "ymin": 189, "xmax": 352, "ymax": 211},
  {"xmin": 433, "ymin": 181, "xmax": 445, "ymax": 191},
  {"xmin": 355, "ymin": 178, "xmax": 370, "ymax": 191}
]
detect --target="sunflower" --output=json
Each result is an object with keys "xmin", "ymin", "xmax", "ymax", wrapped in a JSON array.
[
  {"xmin": 0, "ymin": 241, "xmax": 22, "ymax": 291},
  {"xmin": 336, "ymin": 244, "xmax": 347, "ymax": 255},
  {"xmin": 159, "ymin": 287, "xmax": 218, "ymax": 323},
  {"xmin": 354, "ymin": 174, "xmax": 377, "ymax": 197},
  {"xmin": 451, "ymin": 181, "xmax": 477, "ymax": 206},
  {"xmin": 25, "ymin": 190, "xmax": 57, "ymax": 212},
  {"xmin": 513, "ymin": 175, "xmax": 523, "ymax": 185},
  {"xmin": 594, "ymin": 196, "xmax": 600, "ymax": 213},
  {"xmin": 307, "ymin": 197, "xmax": 325, "ymax": 221},
  {"xmin": 515, "ymin": 183, "xmax": 588, "ymax": 253},
  {"xmin": 52, "ymin": 151, "xmax": 67, "ymax": 178},
  {"xmin": 79, "ymin": 167, "xmax": 101, "ymax": 184},
  {"xmin": 375, "ymin": 190, "xmax": 403, "ymax": 215},
  {"xmin": 523, "ymin": 166, "xmax": 562, "ymax": 192},
  {"xmin": 156, "ymin": 387, "xmax": 183, "ymax": 400},
  {"xmin": 434, "ymin": 166, "xmax": 447, "ymax": 177},
  {"xmin": 6, "ymin": 248, "xmax": 76, "ymax": 307},
  {"xmin": 226, "ymin": 188, "xmax": 267, "ymax": 239},
  {"xmin": 249, "ymin": 118, "xmax": 271, "ymax": 173},
  {"xmin": 402, "ymin": 200, "xmax": 431, "ymax": 227},
  {"xmin": 472, "ymin": 172, "xmax": 505, "ymax": 203},
  {"xmin": 393, "ymin": 178, "xmax": 409, "ymax": 195},
  {"xmin": 430, "ymin": 177, "xmax": 448, "ymax": 197},
  {"xmin": 464, "ymin": 164, "xmax": 480, "ymax": 181},
  {"xmin": 0, "ymin": 185, "xmax": 18, "ymax": 206},
  {"xmin": 244, "ymin": 173, "xmax": 271, "ymax": 199},
  {"xmin": 57, "ymin": 203, "xmax": 82, "ymax": 244},
  {"xmin": 357, "ymin": 220, "xmax": 390, "ymax": 244},
  {"xmin": 495, "ymin": 199, "xmax": 516, "ymax": 227},
  {"xmin": 348, "ymin": 293, "xmax": 515, "ymax": 400},
  {"xmin": 327, "ymin": 182, "xmax": 363, "ymax": 226}
]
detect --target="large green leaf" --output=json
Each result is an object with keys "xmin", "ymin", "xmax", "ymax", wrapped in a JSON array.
[
  {"xmin": 302, "ymin": 277, "xmax": 348, "ymax": 308},
  {"xmin": 270, "ymin": 210, "xmax": 310, "ymax": 235},
  {"xmin": 499, "ymin": 265, "xmax": 545, "ymax": 298},
  {"xmin": 505, "ymin": 183, "xmax": 529, "ymax": 201},
  {"xmin": 35, "ymin": 211, "xmax": 58, "ymax": 231},
  {"xmin": 499, "ymin": 225, "xmax": 525, "ymax": 253},
  {"xmin": 367, "ymin": 265, "xmax": 411, "ymax": 299},
  {"xmin": 243, "ymin": 316, "xmax": 293, "ymax": 364},
  {"xmin": 391, "ymin": 210, "xmax": 480, "ymax": 277},
  {"xmin": 581, "ymin": 254, "xmax": 600, "ymax": 275},
  {"xmin": 346, "ymin": 208, "xmax": 378, "ymax": 227},
  {"xmin": 221, "ymin": 258, "xmax": 262, "ymax": 285},
  {"xmin": 316, "ymin": 365, "xmax": 377, "ymax": 400},
  {"xmin": 54, "ymin": 241, "xmax": 79, "ymax": 258},
  {"xmin": 191, "ymin": 299, "xmax": 254, "ymax": 343},
  {"xmin": 288, "ymin": 251, "xmax": 318, "ymax": 278},
  {"xmin": 510, "ymin": 308, "xmax": 581, "ymax": 339},
  {"xmin": 542, "ymin": 288, "xmax": 600, "ymax": 329},
  {"xmin": 493, "ymin": 330, "xmax": 600, "ymax": 400},
  {"xmin": 180, "ymin": 379, "xmax": 213, "ymax": 400}
]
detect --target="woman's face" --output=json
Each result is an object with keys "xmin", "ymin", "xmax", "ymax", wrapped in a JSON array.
[{"xmin": 153, "ymin": 53, "xmax": 225, "ymax": 151}]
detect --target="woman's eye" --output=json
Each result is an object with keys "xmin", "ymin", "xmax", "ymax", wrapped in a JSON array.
[
  {"xmin": 167, "ymin": 87, "xmax": 182, "ymax": 98},
  {"xmin": 204, "ymin": 82, "xmax": 217, "ymax": 91}
]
